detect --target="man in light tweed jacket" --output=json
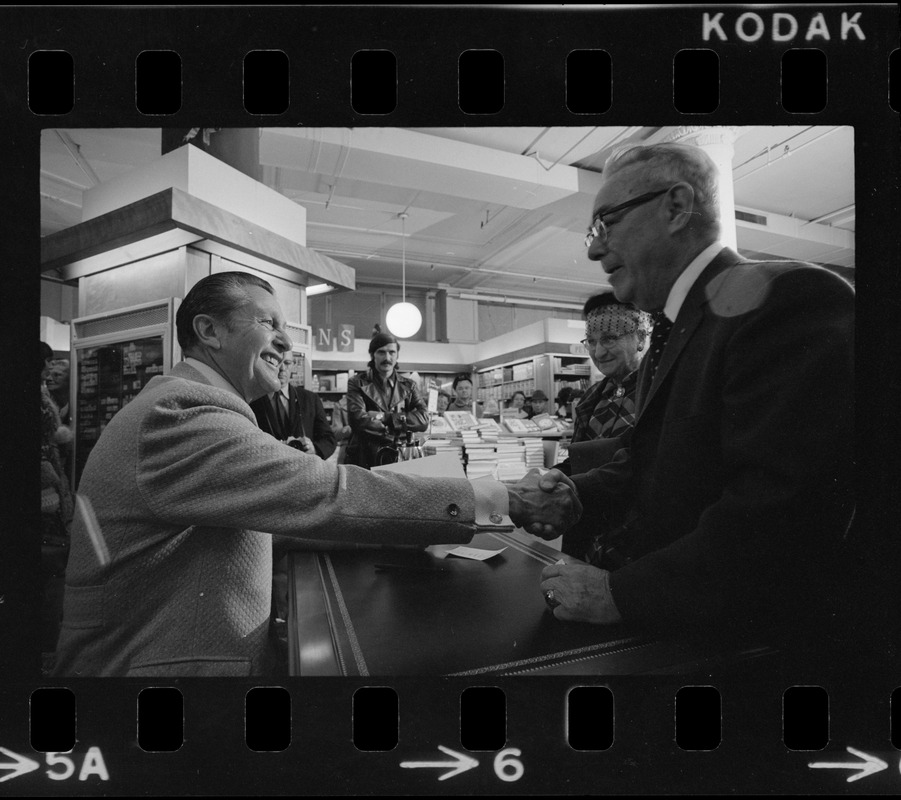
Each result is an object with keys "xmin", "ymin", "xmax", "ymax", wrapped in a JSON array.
[{"xmin": 54, "ymin": 272, "xmax": 581, "ymax": 677}]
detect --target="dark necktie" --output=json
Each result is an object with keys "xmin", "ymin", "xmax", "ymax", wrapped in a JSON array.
[
  {"xmin": 649, "ymin": 311, "xmax": 674, "ymax": 378},
  {"xmin": 273, "ymin": 392, "xmax": 289, "ymax": 437}
]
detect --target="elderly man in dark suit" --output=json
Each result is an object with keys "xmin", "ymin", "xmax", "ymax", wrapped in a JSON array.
[
  {"xmin": 538, "ymin": 142, "xmax": 857, "ymax": 660},
  {"xmin": 250, "ymin": 353, "xmax": 336, "ymax": 461}
]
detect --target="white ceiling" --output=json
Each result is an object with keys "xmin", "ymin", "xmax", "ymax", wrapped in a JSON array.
[{"xmin": 40, "ymin": 125, "xmax": 855, "ymax": 306}]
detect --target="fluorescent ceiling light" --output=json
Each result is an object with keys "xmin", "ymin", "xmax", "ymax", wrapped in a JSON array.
[{"xmin": 457, "ymin": 293, "xmax": 583, "ymax": 311}]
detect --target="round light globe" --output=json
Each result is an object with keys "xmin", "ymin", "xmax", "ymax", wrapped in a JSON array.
[{"xmin": 386, "ymin": 302, "xmax": 422, "ymax": 338}]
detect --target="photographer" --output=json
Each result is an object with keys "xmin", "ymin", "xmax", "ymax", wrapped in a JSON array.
[{"xmin": 345, "ymin": 331, "xmax": 428, "ymax": 469}]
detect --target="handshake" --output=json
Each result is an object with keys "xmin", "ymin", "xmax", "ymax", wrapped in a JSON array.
[{"xmin": 505, "ymin": 469, "xmax": 582, "ymax": 540}]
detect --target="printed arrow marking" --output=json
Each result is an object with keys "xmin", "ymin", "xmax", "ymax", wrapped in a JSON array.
[
  {"xmin": 0, "ymin": 748, "xmax": 41, "ymax": 783},
  {"xmin": 808, "ymin": 747, "xmax": 888, "ymax": 783},
  {"xmin": 400, "ymin": 745, "xmax": 479, "ymax": 781}
]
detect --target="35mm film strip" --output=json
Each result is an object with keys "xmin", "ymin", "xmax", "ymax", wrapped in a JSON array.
[{"xmin": 2, "ymin": 4, "xmax": 899, "ymax": 796}]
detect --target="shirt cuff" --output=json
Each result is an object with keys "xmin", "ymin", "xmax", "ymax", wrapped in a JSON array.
[{"xmin": 469, "ymin": 478, "xmax": 510, "ymax": 526}]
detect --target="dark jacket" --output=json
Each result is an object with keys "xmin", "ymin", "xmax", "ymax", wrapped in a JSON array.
[
  {"xmin": 250, "ymin": 385, "xmax": 336, "ymax": 460},
  {"xmin": 345, "ymin": 369, "xmax": 428, "ymax": 469},
  {"xmin": 572, "ymin": 248, "xmax": 856, "ymax": 650}
]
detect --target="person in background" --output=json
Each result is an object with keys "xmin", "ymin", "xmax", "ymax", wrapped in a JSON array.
[
  {"xmin": 553, "ymin": 293, "xmax": 650, "ymax": 556},
  {"xmin": 481, "ymin": 397, "xmax": 501, "ymax": 421},
  {"xmin": 53, "ymin": 272, "xmax": 582, "ymax": 677},
  {"xmin": 436, "ymin": 390, "xmax": 452, "ymax": 415},
  {"xmin": 43, "ymin": 357, "xmax": 73, "ymax": 480},
  {"xmin": 570, "ymin": 292, "xmax": 650, "ymax": 448},
  {"xmin": 525, "ymin": 389, "xmax": 549, "ymax": 418},
  {"xmin": 536, "ymin": 141, "xmax": 861, "ymax": 668},
  {"xmin": 448, "ymin": 374, "xmax": 479, "ymax": 417},
  {"xmin": 45, "ymin": 359, "xmax": 71, "ymax": 427},
  {"xmin": 40, "ymin": 342, "xmax": 73, "ymax": 663},
  {"xmin": 345, "ymin": 332, "xmax": 430, "ymax": 469},
  {"xmin": 502, "ymin": 390, "xmax": 528, "ymax": 419},
  {"xmin": 554, "ymin": 387, "xmax": 582, "ymax": 419},
  {"xmin": 250, "ymin": 353, "xmax": 336, "ymax": 460}
]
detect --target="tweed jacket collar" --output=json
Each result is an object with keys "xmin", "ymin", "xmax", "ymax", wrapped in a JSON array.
[{"xmin": 166, "ymin": 361, "xmax": 257, "ymax": 423}]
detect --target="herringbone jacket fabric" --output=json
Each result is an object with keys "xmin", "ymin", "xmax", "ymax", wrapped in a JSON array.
[{"xmin": 54, "ymin": 362, "xmax": 476, "ymax": 677}]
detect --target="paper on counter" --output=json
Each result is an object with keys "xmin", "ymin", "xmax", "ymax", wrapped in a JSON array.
[{"xmin": 445, "ymin": 545, "xmax": 507, "ymax": 561}]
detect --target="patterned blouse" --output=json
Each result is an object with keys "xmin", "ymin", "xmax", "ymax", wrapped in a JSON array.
[{"xmin": 571, "ymin": 369, "xmax": 639, "ymax": 444}]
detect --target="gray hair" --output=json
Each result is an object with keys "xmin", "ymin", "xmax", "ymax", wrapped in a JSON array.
[{"xmin": 604, "ymin": 142, "xmax": 721, "ymax": 239}]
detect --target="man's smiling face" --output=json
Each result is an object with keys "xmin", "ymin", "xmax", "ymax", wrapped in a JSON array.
[{"xmin": 215, "ymin": 286, "xmax": 292, "ymax": 402}]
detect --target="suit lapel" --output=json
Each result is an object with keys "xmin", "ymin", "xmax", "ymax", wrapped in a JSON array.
[{"xmin": 638, "ymin": 248, "xmax": 744, "ymax": 416}]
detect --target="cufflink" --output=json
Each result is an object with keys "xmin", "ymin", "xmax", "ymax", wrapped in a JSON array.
[{"xmin": 489, "ymin": 513, "xmax": 503, "ymax": 525}]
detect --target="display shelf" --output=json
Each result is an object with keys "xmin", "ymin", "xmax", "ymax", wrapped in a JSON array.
[{"xmin": 475, "ymin": 350, "xmax": 591, "ymax": 407}]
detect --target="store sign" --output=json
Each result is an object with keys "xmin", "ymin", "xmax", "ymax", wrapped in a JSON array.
[{"xmin": 315, "ymin": 324, "xmax": 355, "ymax": 352}]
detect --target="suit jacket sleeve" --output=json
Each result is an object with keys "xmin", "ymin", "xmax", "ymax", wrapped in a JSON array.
[{"xmin": 135, "ymin": 382, "xmax": 477, "ymax": 546}]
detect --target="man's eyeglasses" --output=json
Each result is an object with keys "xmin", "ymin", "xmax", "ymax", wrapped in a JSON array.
[
  {"xmin": 584, "ymin": 188, "xmax": 670, "ymax": 248},
  {"xmin": 580, "ymin": 333, "xmax": 629, "ymax": 350}
]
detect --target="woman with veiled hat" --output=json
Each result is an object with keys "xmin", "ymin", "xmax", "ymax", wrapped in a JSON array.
[
  {"xmin": 570, "ymin": 292, "xmax": 651, "ymax": 451},
  {"xmin": 344, "ymin": 330, "xmax": 429, "ymax": 469},
  {"xmin": 557, "ymin": 293, "xmax": 650, "ymax": 558}
]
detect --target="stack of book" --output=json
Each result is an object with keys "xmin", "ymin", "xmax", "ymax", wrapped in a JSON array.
[
  {"xmin": 496, "ymin": 436, "xmax": 527, "ymax": 481},
  {"xmin": 464, "ymin": 441, "xmax": 499, "ymax": 479},
  {"xmin": 522, "ymin": 438, "xmax": 545, "ymax": 470},
  {"xmin": 477, "ymin": 417, "xmax": 501, "ymax": 444},
  {"xmin": 422, "ymin": 438, "xmax": 465, "ymax": 466},
  {"xmin": 458, "ymin": 429, "xmax": 481, "ymax": 448}
]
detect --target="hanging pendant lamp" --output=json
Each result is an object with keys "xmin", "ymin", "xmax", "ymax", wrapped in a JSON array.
[{"xmin": 385, "ymin": 212, "xmax": 422, "ymax": 338}]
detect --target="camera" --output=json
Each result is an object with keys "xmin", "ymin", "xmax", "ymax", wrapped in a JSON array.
[{"xmin": 383, "ymin": 411, "xmax": 407, "ymax": 436}]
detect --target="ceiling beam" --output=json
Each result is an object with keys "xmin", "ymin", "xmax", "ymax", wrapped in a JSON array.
[{"xmin": 54, "ymin": 130, "xmax": 100, "ymax": 187}]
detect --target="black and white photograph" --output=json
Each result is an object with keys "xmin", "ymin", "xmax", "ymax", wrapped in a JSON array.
[
  {"xmin": 5, "ymin": 3, "xmax": 900, "ymax": 796},
  {"xmin": 38, "ymin": 123, "xmax": 866, "ymax": 679}
]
